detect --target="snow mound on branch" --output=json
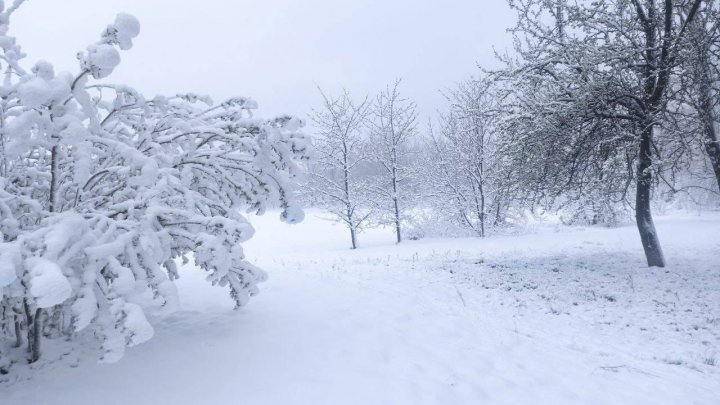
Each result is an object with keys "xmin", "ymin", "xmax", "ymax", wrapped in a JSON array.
[
  {"xmin": 109, "ymin": 13, "xmax": 140, "ymax": 50},
  {"xmin": 128, "ymin": 159, "xmax": 159, "ymax": 187},
  {"xmin": 27, "ymin": 258, "xmax": 72, "ymax": 308},
  {"xmin": 17, "ymin": 77, "xmax": 52, "ymax": 108},
  {"xmin": 16, "ymin": 68, "xmax": 71, "ymax": 110},
  {"xmin": 121, "ymin": 302, "xmax": 153, "ymax": 346},
  {"xmin": 83, "ymin": 44, "xmax": 121, "ymax": 79},
  {"xmin": 114, "ymin": 13, "xmax": 140, "ymax": 37},
  {"xmin": 31, "ymin": 60, "xmax": 54, "ymax": 80}
]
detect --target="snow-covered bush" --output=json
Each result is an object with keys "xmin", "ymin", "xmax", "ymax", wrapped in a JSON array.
[{"xmin": 0, "ymin": 4, "xmax": 308, "ymax": 367}]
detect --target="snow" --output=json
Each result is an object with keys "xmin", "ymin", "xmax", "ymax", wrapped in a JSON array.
[
  {"xmin": 118, "ymin": 302, "xmax": 154, "ymax": 347},
  {"xmin": 71, "ymin": 286, "xmax": 97, "ymax": 331},
  {"xmin": 0, "ymin": 244, "xmax": 18, "ymax": 289},
  {"xmin": 107, "ymin": 13, "xmax": 140, "ymax": 51},
  {"xmin": 16, "ymin": 76, "xmax": 52, "ymax": 108},
  {"xmin": 26, "ymin": 258, "xmax": 72, "ymax": 308},
  {"xmin": 83, "ymin": 44, "xmax": 121, "ymax": 79},
  {"xmin": 280, "ymin": 204, "xmax": 305, "ymax": 224},
  {"xmin": 31, "ymin": 60, "xmax": 54, "ymax": 80},
  {"xmin": 1, "ymin": 210, "xmax": 719, "ymax": 404}
]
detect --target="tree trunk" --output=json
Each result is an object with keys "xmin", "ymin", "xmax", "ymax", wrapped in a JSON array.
[
  {"xmin": 478, "ymin": 182, "xmax": 486, "ymax": 238},
  {"xmin": 392, "ymin": 196, "xmax": 401, "ymax": 244},
  {"xmin": 349, "ymin": 225, "xmax": 357, "ymax": 250},
  {"xmin": 636, "ymin": 124, "xmax": 665, "ymax": 267},
  {"xmin": 49, "ymin": 145, "xmax": 59, "ymax": 213},
  {"xmin": 14, "ymin": 315, "xmax": 23, "ymax": 348},
  {"xmin": 493, "ymin": 200, "xmax": 502, "ymax": 227},
  {"xmin": 698, "ymin": 75, "xmax": 720, "ymax": 193},
  {"xmin": 23, "ymin": 299, "xmax": 43, "ymax": 363},
  {"xmin": 704, "ymin": 128, "xmax": 720, "ymax": 193},
  {"xmin": 30, "ymin": 308, "xmax": 42, "ymax": 363},
  {"xmin": 342, "ymin": 140, "xmax": 358, "ymax": 249},
  {"xmin": 391, "ymin": 149, "xmax": 402, "ymax": 244}
]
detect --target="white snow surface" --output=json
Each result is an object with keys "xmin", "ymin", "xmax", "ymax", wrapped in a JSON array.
[{"xmin": 1, "ymin": 210, "xmax": 719, "ymax": 404}]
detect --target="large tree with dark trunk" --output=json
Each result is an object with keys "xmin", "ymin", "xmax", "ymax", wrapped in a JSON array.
[{"xmin": 500, "ymin": 0, "xmax": 704, "ymax": 267}]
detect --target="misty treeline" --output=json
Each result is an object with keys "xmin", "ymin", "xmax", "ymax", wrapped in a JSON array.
[{"xmin": 307, "ymin": 0, "xmax": 720, "ymax": 267}]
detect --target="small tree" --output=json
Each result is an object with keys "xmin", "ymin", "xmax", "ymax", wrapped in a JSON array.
[
  {"xmin": 308, "ymin": 89, "xmax": 370, "ymax": 249},
  {"xmin": 426, "ymin": 78, "xmax": 501, "ymax": 237},
  {"xmin": 366, "ymin": 80, "xmax": 418, "ymax": 243},
  {"xmin": 0, "ymin": 6, "xmax": 308, "ymax": 368}
]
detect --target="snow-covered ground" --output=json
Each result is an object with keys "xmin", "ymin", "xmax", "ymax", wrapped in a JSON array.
[{"xmin": 1, "ymin": 210, "xmax": 719, "ymax": 404}]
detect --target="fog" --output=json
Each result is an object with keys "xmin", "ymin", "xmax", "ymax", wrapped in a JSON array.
[{"xmin": 11, "ymin": 0, "xmax": 515, "ymax": 121}]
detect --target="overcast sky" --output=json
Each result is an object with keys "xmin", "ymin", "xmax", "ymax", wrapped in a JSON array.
[{"xmin": 11, "ymin": 0, "xmax": 516, "ymax": 122}]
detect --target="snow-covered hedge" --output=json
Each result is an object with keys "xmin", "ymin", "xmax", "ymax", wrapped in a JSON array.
[{"xmin": 0, "ymin": 4, "xmax": 308, "ymax": 366}]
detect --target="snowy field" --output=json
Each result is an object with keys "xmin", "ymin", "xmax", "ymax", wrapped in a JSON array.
[{"xmin": 1, "ymin": 210, "xmax": 719, "ymax": 405}]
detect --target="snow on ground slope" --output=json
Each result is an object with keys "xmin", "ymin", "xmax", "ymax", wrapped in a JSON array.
[{"xmin": 1, "ymin": 210, "xmax": 719, "ymax": 404}]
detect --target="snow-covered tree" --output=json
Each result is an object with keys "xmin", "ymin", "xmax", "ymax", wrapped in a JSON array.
[
  {"xmin": 366, "ymin": 80, "xmax": 418, "ymax": 243},
  {"xmin": 0, "ymin": 4, "xmax": 308, "ymax": 368},
  {"xmin": 308, "ymin": 89, "xmax": 370, "ymax": 249},
  {"xmin": 496, "ymin": 0, "xmax": 705, "ymax": 267},
  {"xmin": 425, "ymin": 78, "xmax": 503, "ymax": 237},
  {"xmin": 676, "ymin": 0, "xmax": 720, "ymax": 193}
]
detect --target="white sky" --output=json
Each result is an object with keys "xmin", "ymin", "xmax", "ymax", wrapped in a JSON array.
[{"xmin": 11, "ymin": 0, "xmax": 515, "ymax": 122}]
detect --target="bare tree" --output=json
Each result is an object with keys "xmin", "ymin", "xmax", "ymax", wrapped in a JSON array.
[
  {"xmin": 426, "ymin": 77, "xmax": 502, "ymax": 237},
  {"xmin": 366, "ymin": 80, "xmax": 418, "ymax": 243},
  {"xmin": 309, "ymin": 89, "xmax": 371, "ymax": 249}
]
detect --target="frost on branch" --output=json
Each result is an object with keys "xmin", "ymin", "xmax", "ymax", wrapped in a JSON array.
[{"xmin": 0, "ymin": 7, "xmax": 309, "ymax": 368}]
